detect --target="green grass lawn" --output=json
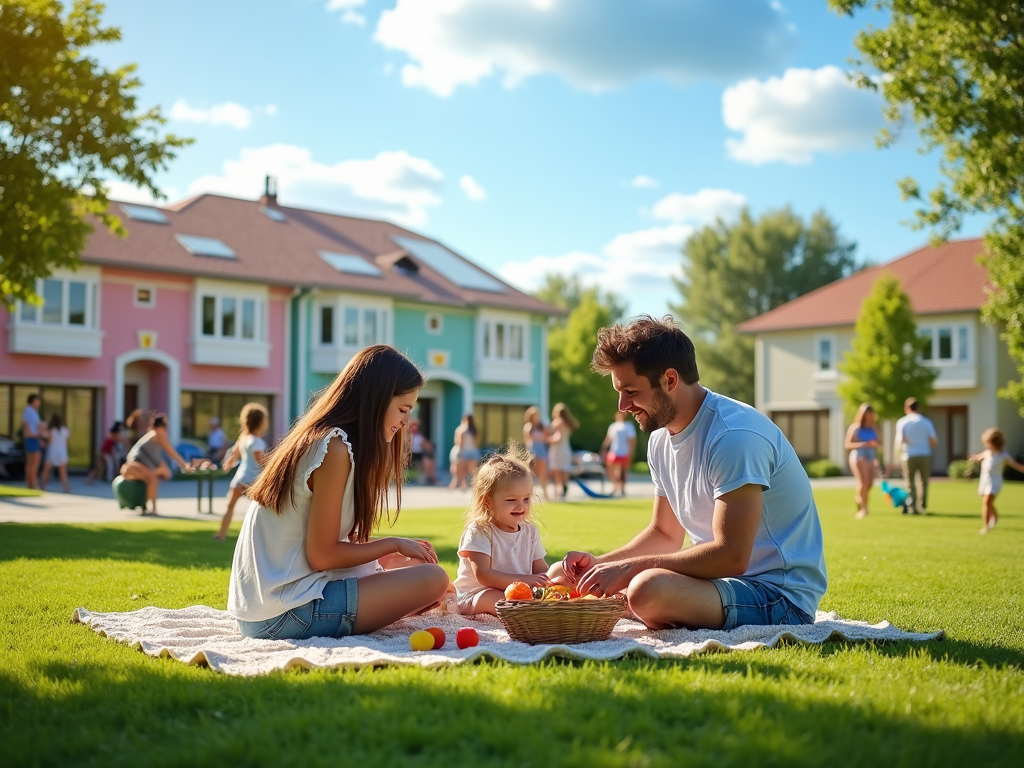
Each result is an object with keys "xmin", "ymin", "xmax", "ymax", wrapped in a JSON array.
[
  {"xmin": 0, "ymin": 484, "xmax": 42, "ymax": 497},
  {"xmin": 2, "ymin": 481, "xmax": 1023, "ymax": 766}
]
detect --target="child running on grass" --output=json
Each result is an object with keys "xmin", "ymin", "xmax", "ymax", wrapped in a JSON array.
[
  {"xmin": 228, "ymin": 345, "xmax": 449, "ymax": 640},
  {"xmin": 967, "ymin": 427, "xmax": 1024, "ymax": 534},
  {"xmin": 454, "ymin": 443, "xmax": 549, "ymax": 616},
  {"xmin": 214, "ymin": 403, "xmax": 269, "ymax": 542}
]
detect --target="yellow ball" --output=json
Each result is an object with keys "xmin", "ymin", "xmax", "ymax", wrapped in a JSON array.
[{"xmin": 409, "ymin": 630, "xmax": 435, "ymax": 651}]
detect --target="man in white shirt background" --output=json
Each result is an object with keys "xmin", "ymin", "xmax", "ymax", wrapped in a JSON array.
[
  {"xmin": 601, "ymin": 411, "xmax": 637, "ymax": 496},
  {"xmin": 892, "ymin": 397, "xmax": 938, "ymax": 515}
]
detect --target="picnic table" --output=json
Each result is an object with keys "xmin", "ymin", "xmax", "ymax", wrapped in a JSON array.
[{"xmin": 178, "ymin": 467, "xmax": 231, "ymax": 514}]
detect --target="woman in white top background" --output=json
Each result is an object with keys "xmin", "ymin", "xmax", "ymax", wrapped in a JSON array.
[
  {"xmin": 547, "ymin": 403, "xmax": 578, "ymax": 500},
  {"xmin": 228, "ymin": 345, "xmax": 449, "ymax": 640},
  {"xmin": 448, "ymin": 414, "xmax": 480, "ymax": 490}
]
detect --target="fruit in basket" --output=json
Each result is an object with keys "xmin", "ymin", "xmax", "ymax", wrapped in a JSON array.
[
  {"xmin": 531, "ymin": 586, "xmax": 545, "ymax": 600},
  {"xmin": 425, "ymin": 627, "xmax": 446, "ymax": 649},
  {"xmin": 409, "ymin": 630, "xmax": 435, "ymax": 651},
  {"xmin": 504, "ymin": 581, "xmax": 533, "ymax": 601},
  {"xmin": 456, "ymin": 627, "xmax": 480, "ymax": 649},
  {"xmin": 541, "ymin": 585, "xmax": 572, "ymax": 601}
]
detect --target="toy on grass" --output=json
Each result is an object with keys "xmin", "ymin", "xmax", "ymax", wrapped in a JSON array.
[
  {"xmin": 880, "ymin": 481, "xmax": 910, "ymax": 514},
  {"xmin": 456, "ymin": 627, "xmax": 479, "ymax": 649},
  {"xmin": 409, "ymin": 630, "xmax": 435, "ymax": 651},
  {"xmin": 425, "ymin": 627, "xmax": 446, "ymax": 649}
]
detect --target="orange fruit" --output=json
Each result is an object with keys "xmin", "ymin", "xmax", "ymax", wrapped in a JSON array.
[
  {"xmin": 504, "ymin": 581, "xmax": 533, "ymax": 600},
  {"xmin": 425, "ymin": 627, "xmax": 446, "ymax": 649}
]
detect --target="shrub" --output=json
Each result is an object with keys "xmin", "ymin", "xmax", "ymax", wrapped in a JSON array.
[
  {"xmin": 803, "ymin": 459, "xmax": 843, "ymax": 478},
  {"xmin": 948, "ymin": 459, "xmax": 979, "ymax": 479},
  {"xmin": 630, "ymin": 461, "xmax": 649, "ymax": 475}
]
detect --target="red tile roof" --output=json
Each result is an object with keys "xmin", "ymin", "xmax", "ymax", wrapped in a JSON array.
[
  {"xmin": 84, "ymin": 194, "xmax": 562, "ymax": 316},
  {"xmin": 738, "ymin": 238, "xmax": 991, "ymax": 333}
]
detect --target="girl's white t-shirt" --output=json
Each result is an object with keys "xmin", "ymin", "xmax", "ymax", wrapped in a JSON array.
[
  {"xmin": 454, "ymin": 521, "xmax": 546, "ymax": 600},
  {"xmin": 230, "ymin": 434, "xmax": 267, "ymax": 488},
  {"xmin": 228, "ymin": 428, "xmax": 382, "ymax": 622},
  {"xmin": 46, "ymin": 426, "xmax": 70, "ymax": 464},
  {"xmin": 979, "ymin": 449, "xmax": 1012, "ymax": 494}
]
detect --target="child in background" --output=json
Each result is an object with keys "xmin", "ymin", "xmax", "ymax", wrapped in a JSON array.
[
  {"xmin": 967, "ymin": 428, "xmax": 1024, "ymax": 534},
  {"xmin": 215, "ymin": 403, "xmax": 269, "ymax": 541},
  {"xmin": 454, "ymin": 444, "xmax": 549, "ymax": 616},
  {"xmin": 39, "ymin": 413, "xmax": 70, "ymax": 492},
  {"xmin": 86, "ymin": 422, "xmax": 124, "ymax": 485}
]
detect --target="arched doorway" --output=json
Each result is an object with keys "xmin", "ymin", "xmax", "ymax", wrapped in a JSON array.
[
  {"xmin": 420, "ymin": 368, "xmax": 473, "ymax": 469},
  {"xmin": 113, "ymin": 349, "xmax": 182, "ymax": 444}
]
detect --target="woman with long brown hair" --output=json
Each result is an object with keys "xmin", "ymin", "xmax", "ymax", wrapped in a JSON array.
[
  {"xmin": 228, "ymin": 345, "xmax": 450, "ymax": 640},
  {"xmin": 548, "ymin": 402, "xmax": 579, "ymax": 499}
]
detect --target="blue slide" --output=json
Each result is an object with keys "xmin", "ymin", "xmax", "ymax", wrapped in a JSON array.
[{"xmin": 572, "ymin": 477, "xmax": 615, "ymax": 499}]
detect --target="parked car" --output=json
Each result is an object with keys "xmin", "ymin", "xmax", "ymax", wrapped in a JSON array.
[
  {"xmin": 571, "ymin": 450, "xmax": 606, "ymax": 480},
  {"xmin": 0, "ymin": 436, "xmax": 26, "ymax": 480}
]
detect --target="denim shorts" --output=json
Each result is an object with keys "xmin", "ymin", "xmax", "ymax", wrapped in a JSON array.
[
  {"xmin": 236, "ymin": 578, "xmax": 359, "ymax": 640},
  {"xmin": 24, "ymin": 437, "xmax": 41, "ymax": 454},
  {"xmin": 711, "ymin": 577, "xmax": 815, "ymax": 630}
]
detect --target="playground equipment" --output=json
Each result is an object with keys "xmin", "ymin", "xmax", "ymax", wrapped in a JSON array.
[
  {"xmin": 879, "ymin": 480, "xmax": 910, "ymax": 514},
  {"xmin": 112, "ymin": 476, "xmax": 147, "ymax": 510},
  {"xmin": 572, "ymin": 477, "xmax": 616, "ymax": 499}
]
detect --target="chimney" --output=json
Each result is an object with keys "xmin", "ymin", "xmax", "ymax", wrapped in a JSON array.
[{"xmin": 260, "ymin": 175, "xmax": 278, "ymax": 206}]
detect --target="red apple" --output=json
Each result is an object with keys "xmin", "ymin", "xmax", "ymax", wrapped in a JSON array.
[
  {"xmin": 425, "ymin": 626, "xmax": 446, "ymax": 650},
  {"xmin": 456, "ymin": 627, "xmax": 480, "ymax": 649}
]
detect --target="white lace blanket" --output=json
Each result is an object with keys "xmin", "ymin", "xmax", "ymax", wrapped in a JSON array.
[{"xmin": 72, "ymin": 603, "xmax": 942, "ymax": 677}]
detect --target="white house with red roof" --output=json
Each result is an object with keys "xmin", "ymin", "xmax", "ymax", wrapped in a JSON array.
[
  {"xmin": 1, "ymin": 185, "xmax": 562, "ymax": 470},
  {"xmin": 739, "ymin": 238, "xmax": 1023, "ymax": 473}
]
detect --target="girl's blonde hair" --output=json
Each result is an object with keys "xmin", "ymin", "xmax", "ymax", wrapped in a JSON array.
[
  {"xmin": 464, "ymin": 442, "xmax": 536, "ymax": 530},
  {"xmin": 982, "ymin": 427, "xmax": 1005, "ymax": 451},
  {"xmin": 239, "ymin": 402, "xmax": 269, "ymax": 437}
]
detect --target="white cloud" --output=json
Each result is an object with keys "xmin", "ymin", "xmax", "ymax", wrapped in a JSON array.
[
  {"xmin": 186, "ymin": 144, "xmax": 445, "ymax": 227},
  {"xmin": 723, "ymin": 65, "xmax": 884, "ymax": 164},
  {"xmin": 374, "ymin": 0, "xmax": 796, "ymax": 97},
  {"xmin": 651, "ymin": 188, "xmax": 747, "ymax": 224},
  {"xmin": 629, "ymin": 175, "xmax": 660, "ymax": 189},
  {"xmin": 459, "ymin": 175, "xmax": 487, "ymax": 201},
  {"xmin": 103, "ymin": 180, "xmax": 179, "ymax": 205},
  {"xmin": 263, "ymin": 104, "xmax": 278, "ymax": 117},
  {"xmin": 170, "ymin": 99, "xmax": 253, "ymax": 129},
  {"xmin": 327, "ymin": 0, "xmax": 366, "ymax": 26}
]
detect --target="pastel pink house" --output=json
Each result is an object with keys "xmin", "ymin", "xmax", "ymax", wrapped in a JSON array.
[{"xmin": 1, "ymin": 198, "xmax": 293, "ymax": 468}]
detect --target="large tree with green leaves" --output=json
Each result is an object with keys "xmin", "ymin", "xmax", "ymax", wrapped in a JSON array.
[
  {"xmin": 535, "ymin": 274, "xmax": 629, "ymax": 453},
  {"xmin": 831, "ymin": 0, "xmax": 1024, "ymax": 415},
  {"xmin": 0, "ymin": 0, "xmax": 189, "ymax": 308},
  {"xmin": 671, "ymin": 207, "xmax": 858, "ymax": 404},
  {"xmin": 837, "ymin": 271, "xmax": 938, "ymax": 422}
]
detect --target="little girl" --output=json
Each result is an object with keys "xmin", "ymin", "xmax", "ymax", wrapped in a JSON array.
[
  {"xmin": 967, "ymin": 428, "xmax": 1024, "ymax": 534},
  {"xmin": 40, "ymin": 413, "xmax": 70, "ymax": 493},
  {"xmin": 215, "ymin": 403, "xmax": 269, "ymax": 541},
  {"xmin": 454, "ymin": 443, "xmax": 549, "ymax": 616},
  {"xmin": 228, "ymin": 345, "xmax": 449, "ymax": 640}
]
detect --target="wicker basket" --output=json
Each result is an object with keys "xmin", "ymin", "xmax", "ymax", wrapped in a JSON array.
[{"xmin": 495, "ymin": 596, "xmax": 627, "ymax": 644}]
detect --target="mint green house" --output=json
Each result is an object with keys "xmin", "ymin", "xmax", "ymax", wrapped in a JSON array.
[{"xmin": 276, "ymin": 195, "xmax": 562, "ymax": 461}]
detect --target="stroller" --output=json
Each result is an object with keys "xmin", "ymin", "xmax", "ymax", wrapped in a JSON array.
[{"xmin": 879, "ymin": 480, "xmax": 910, "ymax": 514}]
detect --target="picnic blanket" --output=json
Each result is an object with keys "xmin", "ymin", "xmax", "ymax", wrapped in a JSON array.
[{"xmin": 72, "ymin": 602, "xmax": 943, "ymax": 677}]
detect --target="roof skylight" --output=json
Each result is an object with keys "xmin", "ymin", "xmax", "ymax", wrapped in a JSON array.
[
  {"xmin": 391, "ymin": 236, "xmax": 504, "ymax": 293},
  {"xmin": 319, "ymin": 251, "xmax": 382, "ymax": 277},
  {"xmin": 120, "ymin": 204, "xmax": 168, "ymax": 224},
  {"xmin": 174, "ymin": 234, "xmax": 237, "ymax": 259},
  {"xmin": 260, "ymin": 206, "xmax": 287, "ymax": 223}
]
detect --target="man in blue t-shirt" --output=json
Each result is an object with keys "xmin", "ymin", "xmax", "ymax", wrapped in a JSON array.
[{"xmin": 558, "ymin": 316, "xmax": 827, "ymax": 630}]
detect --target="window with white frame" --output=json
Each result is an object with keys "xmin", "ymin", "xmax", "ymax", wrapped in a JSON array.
[
  {"xmin": 17, "ymin": 276, "xmax": 98, "ymax": 329},
  {"xmin": 919, "ymin": 323, "xmax": 972, "ymax": 364},
  {"xmin": 134, "ymin": 286, "xmax": 155, "ymax": 308},
  {"xmin": 200, "ymin": 293, "xmax": 264, "ymax": 342},
  {"xmin": 481, "ymin": 318, "xmax": 526, "ymax": 362},
  {"xmin": 425, "ymin": 312, "xmax": 443, "ymax": 335},
  {"xmin": 816, "ymin": 335, "xmax": 835, "ymax": 373},
  {"xmin": 317, "ymin": 301, "xmax": 390, "ymax": 349}
]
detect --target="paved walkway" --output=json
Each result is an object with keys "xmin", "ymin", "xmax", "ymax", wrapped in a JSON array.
[{"xmin": 0, "ymin": 473, "xmax": 857, "ymax": 525}]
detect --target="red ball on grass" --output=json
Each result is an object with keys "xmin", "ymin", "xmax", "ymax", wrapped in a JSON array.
[{"xmin": 425, "ymin": 627, "xmax": 446, "ymax": 650}]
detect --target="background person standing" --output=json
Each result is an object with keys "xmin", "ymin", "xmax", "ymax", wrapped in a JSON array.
[
  {"xmin": 601, "ymin": 410, "xmax": 637, "ymax": 496},
  {"xmin": 21, "ymin": 394, "xmax": 43, "ymax": 490},
  {"xmin": 893, "ymin": 397, "xmax": 937, "ymax": 515}
]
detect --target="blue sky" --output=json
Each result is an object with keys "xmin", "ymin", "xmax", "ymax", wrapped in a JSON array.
[{"xmin": 96, "ymin": 0, "xmax": 987, "ymax": 318}]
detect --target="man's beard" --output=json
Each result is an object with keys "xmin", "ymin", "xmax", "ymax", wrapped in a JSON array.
[{"xmin": 633, "ymin": 388, "xmax": 677, "ymax": 433}]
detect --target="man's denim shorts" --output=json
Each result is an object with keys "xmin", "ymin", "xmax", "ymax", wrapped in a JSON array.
[
  {"xmin": 237, "ymin": 578, "xmax": 359, "ymax": 640},
  {"xmin": 711, "ymin": 577, "xmax": 815, "ymax": 630},
  {"xmin": 23, "ymin": 437, "xmax": 40, "ymax": 454}
]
